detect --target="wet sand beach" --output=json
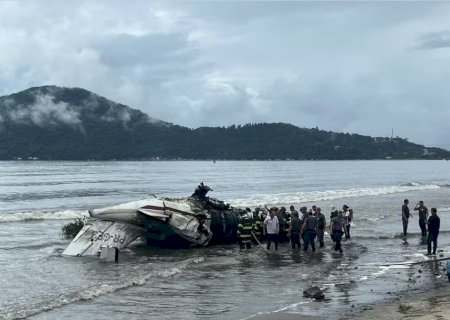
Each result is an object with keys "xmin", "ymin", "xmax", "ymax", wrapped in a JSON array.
[
  {"xmin": 249, "ymin": 284, "xmax": 450, "ymax": 320},
  {"xmin": 348, "ymin": 282, "xmax": 450, "ymax": 320},
  {"xmin": 249, "ymin": 260, "xmax": 450, "ymax": 320}
]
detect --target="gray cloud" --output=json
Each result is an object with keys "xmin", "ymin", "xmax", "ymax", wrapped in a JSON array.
[
  {"xmin": 0, "ymin": 1, "xmax": 450, "ymax": 149},
  {"xmin": 416, "ymin": 31, "xmax": 450, "ymax": 50},
  {"xmin": 95, "ymin": 33, "xmax": 197, "ymax": 67}
]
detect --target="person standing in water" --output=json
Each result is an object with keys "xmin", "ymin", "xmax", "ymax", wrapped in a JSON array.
[
  {"xmin": 343, "ymin": 205, "xmax": 353, "ymax": 239},
  {"xmin": 414, "ymin": 201, "xmax": 429, "ymax": 237},
  {"xmin": 263, "ymin": 208, "xmax": 279, "ymax": 250},
  {"xmin": 316, "ymin": 207, "xmax": 326, "ymax": 248},
  {"xmin": 288, "ymin": 210, "xmax": 301, "ymax": 249},
  {"xmin": 330, "ymin": 211, "xmax": 345, "ymax": 253},
  {"xmin": 302, "ymin": 211, "xmax": 318, "ymax": 252},
  {"xmin": 237, "ymin": 210, "xmax": 254, "ymax": 250},
  {"xmin": 426, "ymin": 208, "xmax": 440, "ymax": 255},
  {"xmin": 274, "ymin": 207, "xmax": 286, "ymax": 242},
  {"xmin": 401, "ymin": 199, "xmax": 410, "ymax": 236}
]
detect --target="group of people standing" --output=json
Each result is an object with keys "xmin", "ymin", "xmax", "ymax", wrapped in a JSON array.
[
  {"xmin": 401, "ymin": 199, "xmax": 441, "ymax": 255},
  {"xmin": 237, "ymin": 204, "xmax": 353, "ymax": 253},
  {"xmin": 238, "ymin": 198, "xmax": 442, "ymax": 256}
]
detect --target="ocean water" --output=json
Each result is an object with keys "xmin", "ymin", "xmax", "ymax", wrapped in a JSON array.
[{"xmin": 0, "ymin": 160, "xmax": 449, "ymax": 320}]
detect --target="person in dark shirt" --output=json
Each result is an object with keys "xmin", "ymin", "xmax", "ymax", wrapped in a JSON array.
[
  {"xmin": 191, "ymin": 182, "xmax": 212, "ymax": 200},
  {"xmin": 288, "ymin": 211, "xmax": 301, "ymax": 249},
  {"xmin": 316, "ymin": 207, "xmax": 326, "ymax": 248},
  {"xmin": 299, "ymin": 206, "xmax": 308, "ymax": 246},
  {"xmin": 301, "ymin": 211, "xmax": 318, "ymax": 252},
  {"xmin": 426, "ymin": 208, "xmax": 440, "ymax": 255},
  {"xmin": 330, "ymin": 211, "xmax": 345, "ymax": 253},
  {"xmin": 275, "ymin": 207, "xmax": 286, "ymax": 242},
  {"xmin": 401, "ymin": 199, "xmax": 410, "ymax": 236},
  {"xmin": 414, "ymin": 201, "xmax": 429, "ymax": 237}
]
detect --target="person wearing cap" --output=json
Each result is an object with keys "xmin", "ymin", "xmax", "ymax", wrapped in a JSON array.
[
  {"xmin": 426, "ymin": 208, "xmax": 440, "ymax": 255},
  {"xmin": 401, "ymin": 199, "xmax": 410, "ymax": 236},
  {"xmin": 414, "ymin": 201, "xmax": 429, "ymax": 237}
]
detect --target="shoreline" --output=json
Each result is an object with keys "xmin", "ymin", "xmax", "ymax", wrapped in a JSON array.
[
  {"xmin": 247, "ymin": 283, "xmax": 450, "ymax": 320},
  {"xmin": 346, "ymin": 280, "xmax": 450, "ymax": 320},
  {"xmin": 247, "ymin": 260, "xmax": 450, "ymax": 320}
]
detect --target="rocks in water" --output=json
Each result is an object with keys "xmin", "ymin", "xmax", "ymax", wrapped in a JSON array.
[{"xmin": 303, "ymin": 286, "xmax": 325, "ymax": 300}]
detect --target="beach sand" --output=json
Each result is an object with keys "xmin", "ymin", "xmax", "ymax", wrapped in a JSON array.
[
  {"xmin": 346, "ymin": 282, "xmax": 450, "ymax": 320},
  {"xmin": 249, "ymin": 276, "xmax": 450, "ymax": 320}
]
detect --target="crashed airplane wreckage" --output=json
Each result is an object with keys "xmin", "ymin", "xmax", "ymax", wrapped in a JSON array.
[{"xmin": 63, "ymin": 184, "xmax": 248, "ymax": 257}]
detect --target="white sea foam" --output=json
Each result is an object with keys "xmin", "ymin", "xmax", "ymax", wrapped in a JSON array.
[
  {"xmin": 229, "ymin": 184, "xmax": 440, "ymax": 207},
  {"xmin": 272, "ymin": 301, "xmax": 311, "ymax": 313},
  {"xmin": 0, "ymin": 210, "xmax": 89, "ymax": 223},
  {"xmin": 371, "ymin": 266, "xmax": 390, "ymax": 277}
]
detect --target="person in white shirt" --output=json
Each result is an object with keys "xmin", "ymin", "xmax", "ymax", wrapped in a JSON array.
[
  {"xmin": 343, "ymin": 205, "xmax": 353, "ymax": 239},
  {"xmin": 263, "ymin": 208, "xmax": 279, "ymax": 250}
]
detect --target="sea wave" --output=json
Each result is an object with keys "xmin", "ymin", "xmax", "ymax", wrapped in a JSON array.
[
  {"xmin": 400, "ymin": 182, "xmax": 421, "ymax": 187},
  {"xmin": 228, "ymin": 184, "xmax": 441, "ymax": 207},
  {"xmin": 0, "ymin": 210, "xmax": 89, "ymax": 223},
  {"xmin": 1, "ymin": 256, "xmax": 205, "ymax": 320}
]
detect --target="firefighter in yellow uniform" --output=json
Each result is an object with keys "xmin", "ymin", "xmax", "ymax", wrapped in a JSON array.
[
  {"xmin": 237, "ymin": 210, "xmax": 254, "ymax": 250},
  {"xmin": 252, "ymin": 208, "xmax": 263, "ymax": 242}
]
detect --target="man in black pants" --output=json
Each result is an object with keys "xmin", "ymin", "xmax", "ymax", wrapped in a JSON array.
[
  {"xmin": 316, "ymin": 207, "xmax": 326, "ymax": 248},
  {"xmin": 331, "ymin": 211, "xmax": 345, "ymax": 253},
  {"xmin": 427, "ymin": 208, "xmax": 440, "ymax": 255},
  {"xmin": 401, "ymin": 199, "xmax": 410, "ymax": 236},
  {"xmin": 263, "ymin": 208, "xmax": 279, "ymax": 250},
  {"xmin": 343, "ymin": 205, "xmax": 353, "ymax": 239},
  {"xmin": 302, "ymin": 211, "xmax": 318, "ymax": 252},
  {"xmin": 288, "ymin": 211, "xmax": 301, "ymax": 249},
  {"xmin": 414, "ymin": 201, "xmax": 429, "ymax": 237}
]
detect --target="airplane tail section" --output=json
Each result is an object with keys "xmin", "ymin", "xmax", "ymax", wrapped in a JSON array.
[{"xmin": 62, "ymin": 220, "xmax": 144, "ymax": 257}]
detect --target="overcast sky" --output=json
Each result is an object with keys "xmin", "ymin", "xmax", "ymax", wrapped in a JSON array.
[{"xmin": 1, "ymin": 1, "xmax": 450, "ymax": 149}]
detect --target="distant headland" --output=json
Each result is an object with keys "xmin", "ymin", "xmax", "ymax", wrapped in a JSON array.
[{"xmin": 0, "ymin": 86, "xmax": 449, "ymax": 161}]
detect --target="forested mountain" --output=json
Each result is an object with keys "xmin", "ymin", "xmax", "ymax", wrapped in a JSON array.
[{"xmin": 0, "ymin": 86, "xmax": 449, "ymax": 160}]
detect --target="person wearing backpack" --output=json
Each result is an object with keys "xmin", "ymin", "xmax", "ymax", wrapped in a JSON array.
[{"xmin": 331, "ymin": 211, "xmax": 345, "ymax": 253}]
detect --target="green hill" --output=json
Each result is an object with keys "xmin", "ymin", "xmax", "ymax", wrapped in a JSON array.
[{"xmin": 0, "ymin": 86, "xmax": 448, "ymax": 160}]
